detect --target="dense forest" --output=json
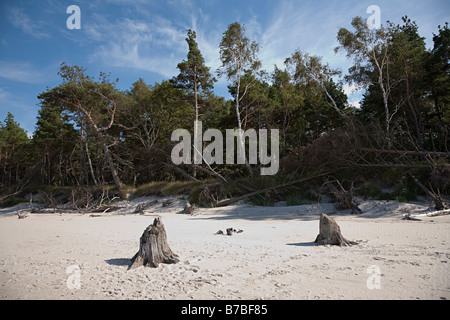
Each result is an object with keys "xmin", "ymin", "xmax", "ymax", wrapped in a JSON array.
[{"xmin": 1, "ymin": 17, "xmax": 449, "ymax": 209}]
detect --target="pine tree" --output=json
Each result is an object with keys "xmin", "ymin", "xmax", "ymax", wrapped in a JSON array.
[
  {"xmin": 172, "ymin": 29, "xmax": 216, "ymax": 170},
  {"xmin": 426, "ymin": 22, "xmax": 450, "ymax": 151},
  {"xmin": 38, "ymin": 63, "xmax": 125, "ymax": 190},
  {"xmin": 33, "ymin": 104, "xmax": 78, "ymax": 185},
  {"xmin": 0, "ymin": 113, "xmax": 30, "ymax": 188}
]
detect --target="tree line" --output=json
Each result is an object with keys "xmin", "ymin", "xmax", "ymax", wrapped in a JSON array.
[{"xmin": 1, "ymin": 17, "xmax": 448, "ymax": 198}]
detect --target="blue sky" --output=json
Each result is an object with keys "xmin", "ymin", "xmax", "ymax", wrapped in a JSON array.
[{"xmin": 0, "ymin": 0, "xmax": 449, "ymax": 135}]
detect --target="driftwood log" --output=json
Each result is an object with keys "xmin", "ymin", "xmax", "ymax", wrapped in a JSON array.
[
  {"xmin": 314, "ymin": 214, "xmax": 356, "ymax": 247},
  {"xmin": 402, "ymin": 208, "xmax": 450, "ymax": 220},
  {"xmin": 215, "ymin": 171, "xmax": 334, "ymax": 207},
  {"xmin": 128, "ymin": 217, "xmax": 179, "ymax": 269},
  {"xmin": 215, "ymin": 228, "xmax": 244, "ymax": 236}
]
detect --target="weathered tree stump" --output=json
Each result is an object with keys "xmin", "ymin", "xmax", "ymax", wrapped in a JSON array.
[
  {"xmin": 134, "ymin": 200, "xmax": 159, "ymax": 214},
  {"xmin": 128, "ymin": 217, "xmax": 179, "ymax": 269},
  {"xmin": 183, "ymin": 202, "xmax": 196, "ymax": 215},
  {"xmin": 134, "ymin": 203, "xmax": 146, "ymax": 214},
  {"xmin": 162, "ymin": 198, "xmax": 175, "ymax": 207},
  {"xmin": 314, "ymin": 213, "xmax": 356, "ymax": 247}
]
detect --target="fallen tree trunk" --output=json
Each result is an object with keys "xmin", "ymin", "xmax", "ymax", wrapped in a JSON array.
[
  {"xmin": 215, "ymin": 171, "xmax": 334, "ymax": 207},
  {"xmin": 314, "ymin": 214, "xmax": 356, "ymax": 247},
  {"xmin": 168, "ymin": 163, "xmax": 199, "ymax": 182},
  {"xmin": 189, "ymin": 164, "xmax": 228, "ymax": 183},
  {"xmin": 324, "ymin": 180, "xmax": 362, "ymax": 214},
  {"xmin": 404, "ymin": 208, "xmax": 450, "ymax": 219},
  {"xmin": 356, "ymin": 164, "xmax": 431, "ymax": 169},
  {"xmin": 128, "ymin": 217, "xmax": 179, "ymax": 269},
  {"xmin": 359, "ymin": 148, "xmax": 450, "ymax": 157},
  {"xmin": 0, "ymin": 191, "xmax": 21, "ymax": 204},
  {"xmin": 408, "ymin": 172, "xmax": 445, "ymax": 210}
]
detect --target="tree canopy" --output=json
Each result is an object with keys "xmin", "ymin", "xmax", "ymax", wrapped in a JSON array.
[{"xmin": 1, "ymin": 18, "xmax": 448, "ymax": 200}]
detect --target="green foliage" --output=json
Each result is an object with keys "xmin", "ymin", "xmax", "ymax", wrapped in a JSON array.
[
  {"xmin": 249, "ymin": 194, "xmax": 275, "ymax": 206},
  {"xmin": 134, "ymin": 181, "xmax": 203, "ymax": 198},
  {"xmin": 0, "ymin": 197, "xmax": 28, "ymax": 208},
  {"xmin": 392, "ymin": 180, "xmax": 418, "ymax": 202},
  {"xmin": 285, "ymin": 192, "xmax": 317, "ymax": 206},
  {"xmin": 218, "ymin": 22, "xmax": 261, "ymax": 81},
  {"xmin": 33, "ymin": 103, "xmax": 78, "ymax": 186},
  {"xmin": 356, "ymin": 179, "xmax": 418, "ymax": 202},
  {"xmin": 1, "ymin": 17, "xmax": 448, "ymax": 203},
  {"xmin": 0, "ymin": 113, "xmax": 31, "ymax": 188},
  {"xmin": 172, "ymin": 29, "xmax": 216, "ymax": 99}
]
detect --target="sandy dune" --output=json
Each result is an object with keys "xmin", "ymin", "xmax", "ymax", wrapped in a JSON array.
[{"xmin": 0, "ymin": 198, "xmax": 449, "ymax": 300}]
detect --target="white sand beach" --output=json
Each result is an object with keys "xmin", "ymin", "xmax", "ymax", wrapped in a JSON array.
[{"xmin": 0, "ymin": 198, "xmax": 449, "ymax": 300}]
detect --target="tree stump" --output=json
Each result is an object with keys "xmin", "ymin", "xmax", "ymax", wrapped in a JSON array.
[
  {"xmin": 183, "ymin": 202, "xmax": 196, "ymax": 215},
  {"xmin": 162, "ymin": 198, "xmax": 175, "ymax": 207},
  {"xmin": 314, "ymin": 213, "xmax": 356, "ymax": 247},
  {"xmin": 134, "ymin": 203, "xmax": 146, "ymax": 214},
  {"xmin": 128, "ymin": 217, "xmax": 179, "ymax": 269}
]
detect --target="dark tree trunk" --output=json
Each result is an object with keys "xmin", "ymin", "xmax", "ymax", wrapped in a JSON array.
[
  {"xmin": 314, "ymin": 214, "xmax": 356, "ymax": 247},
  {"xmin": 94, "ymin": 130, "xmax": 123, "ymax": 191},
  {"xmin": 128, "ymin": 217, "xmax": 179, "ymax": 269}
]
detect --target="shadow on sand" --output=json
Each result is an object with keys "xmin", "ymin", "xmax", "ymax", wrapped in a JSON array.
[
  {"xmin": 105, "ymin": 258, "xmax": 131, "ymax": 267},
  {"xmin": 287, "ymin": 241, "xmax": 317, "ymax": 247}
]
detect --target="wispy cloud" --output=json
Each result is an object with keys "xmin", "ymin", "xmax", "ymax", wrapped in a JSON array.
[
  {"xmin": 83, "ymin": 0, "xmax": 231, "ymax": 80},
  {"xmin": 6, "ymin": 6, "xmax": 50, "ymax": 39},
  {"xmin": 85, "ymin": 14, "xmax": 188, "ymax": 78},
  {"xmin": 257, "ymin": 0, "xmax": 360, "ymax": 73},
  {"xmin": 0, "ymin": 88, "xmax": 9, "ymax": 101},
  {"xmin": 0, "ymin": 61, "xmax": 49, "ymax": 84}
]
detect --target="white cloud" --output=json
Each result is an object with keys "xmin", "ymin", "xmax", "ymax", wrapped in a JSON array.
[
  {"xmin": 256, "ymin": 0, "xmax": 364, "ymax": 74},
  {"xmin": 0, "ymin": 61, "xmax": 49, "ymax": 84},
  {"xmin": 343, "ymin": 83, "xmax": 359, "ymax": 95},
  {"xmin": 85, "ymin": 15, "xmax": 188, "ymax": 78},
  {"xmin": 344, "ymin": 83, "xmax": 364, "ymax": 109},
  {"xmin": 6, "ymin": 6, "xmax": 50, "ymax": 39},
  {"xmin": 348, "ymin": 100, "xmax": 361, "ymax": 109}
]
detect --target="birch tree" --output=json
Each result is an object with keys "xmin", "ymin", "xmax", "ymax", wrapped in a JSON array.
[
  {"xmin": 285, "ymin": 50, "xmax": 348, "ymax": 121},
  {"xmin": 218, "ymin": 22, "xmax": 261, "ymax": 177},
  {"xmin": 336, "ymin": 17, "xmax": 397, "ymax": 146}
]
